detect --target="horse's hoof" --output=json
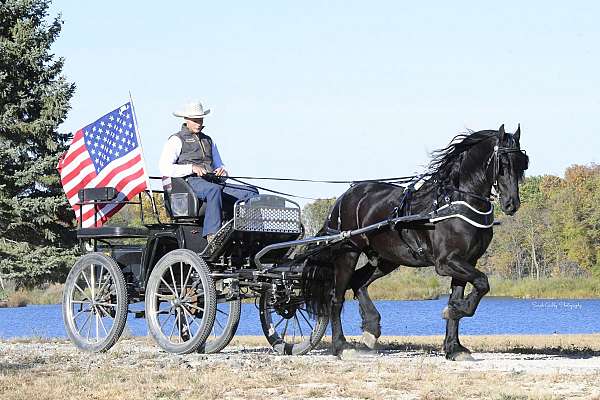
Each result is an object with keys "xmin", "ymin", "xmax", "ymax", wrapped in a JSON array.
[
  {"xmin": 362, "ymin": 331, "xmax": 378, "ymax": 350},
  {"xmin": 447, "ymin": 351, "xmax": 475, "ymax": 361},
  {"xmin": 339, "ymin": 348, "xmax": 360, "ymax": 360}
]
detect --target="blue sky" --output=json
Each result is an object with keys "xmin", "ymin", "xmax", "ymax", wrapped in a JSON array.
[{"xmin": 50, "ymin": 1, "xmax": 599, "ymax": 201}]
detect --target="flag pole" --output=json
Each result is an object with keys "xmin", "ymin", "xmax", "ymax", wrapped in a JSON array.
[{"xmin": 128, "ymin": 91, "xmax": 159, "ymax": 217}]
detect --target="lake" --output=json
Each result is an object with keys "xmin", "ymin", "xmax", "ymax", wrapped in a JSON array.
[{"xmin": 0, "ymin": 297, "xmax": 598, "ymax": 339}]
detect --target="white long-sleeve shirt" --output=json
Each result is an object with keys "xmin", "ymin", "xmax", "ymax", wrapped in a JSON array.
[{"xmin": 159, "ymin": 135, "xmax": 225, "ymax": 177}]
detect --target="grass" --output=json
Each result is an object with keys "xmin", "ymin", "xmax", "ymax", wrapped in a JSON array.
[
  {"xmin": 356, "ymin": 268, "xmax": 600, "ymax": 300},
  {"xmin": 0, "ymin": 284, "xmax": 63, "ymax": 308},
  {"xmin": 488, "ymin": 276, "xmax": 600, "ymax": 299}
]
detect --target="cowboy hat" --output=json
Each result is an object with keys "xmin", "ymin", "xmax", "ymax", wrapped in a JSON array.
[{"xmin": 173, "ymin": 100, "xmax": 211, "ymax": 118}]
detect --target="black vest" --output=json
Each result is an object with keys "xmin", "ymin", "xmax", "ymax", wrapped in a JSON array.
[{"xmin": 172, "ymin": 125, "xmax": 214, "ymax": 173}]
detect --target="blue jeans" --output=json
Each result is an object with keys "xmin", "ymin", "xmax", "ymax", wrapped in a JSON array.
[{"xmin": 186, "ymin": 177, "xmax": 259, "ymax": 236}]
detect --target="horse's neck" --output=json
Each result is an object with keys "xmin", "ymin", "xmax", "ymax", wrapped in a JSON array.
[{"xmin": 413, "ymin": 153, "xmax": 494, "ymax": 211}]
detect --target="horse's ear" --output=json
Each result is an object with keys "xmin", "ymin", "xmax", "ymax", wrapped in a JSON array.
[
  {"xmin": 498, "ymin": 124, "xmax": 506, "ymax": 141},
  {"xmin": 514, "ymin": 123, "xmax": 521, "ymax": 142}
]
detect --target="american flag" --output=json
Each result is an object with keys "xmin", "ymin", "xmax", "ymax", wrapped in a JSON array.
[{"xmin": 58, "ymin": 102, "xmax": 148, "ymax": 228}]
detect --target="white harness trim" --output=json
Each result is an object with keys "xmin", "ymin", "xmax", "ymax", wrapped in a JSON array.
[{"xmin": 429, "ymin": 201, "xmax": 495, "ymax": 229}]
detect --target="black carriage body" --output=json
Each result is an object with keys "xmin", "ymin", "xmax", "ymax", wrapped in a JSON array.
[
  {"xmin": 74, "ymin": 180, "xmax": 305, "ymax": 302},
  {"xmin": 67, "ymin": 178, "xmax": 332, "ymax": 355}
]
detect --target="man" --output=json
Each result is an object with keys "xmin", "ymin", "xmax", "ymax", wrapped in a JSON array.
[{"xmin": 159, "ymin": 100, "xmax": 258, "ymax": 241}]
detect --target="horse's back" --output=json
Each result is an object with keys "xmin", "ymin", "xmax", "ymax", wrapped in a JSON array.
[{"xmin": 328, "ymin": 182, "xmax": 405, "ymax": 231}]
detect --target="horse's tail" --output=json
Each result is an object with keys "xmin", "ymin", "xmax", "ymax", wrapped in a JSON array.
[
  {"xmin": 301, "ymin": 198, "xmax": 343, "ymax": 317},
  {"xmin": 302, "ymin": 252, "xmax": 334, "ymax": 317}
]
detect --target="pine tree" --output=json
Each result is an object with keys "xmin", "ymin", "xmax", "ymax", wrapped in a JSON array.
[{"xmin": 0, "ymin": 0, "xmax": 77, "ymax": 287}]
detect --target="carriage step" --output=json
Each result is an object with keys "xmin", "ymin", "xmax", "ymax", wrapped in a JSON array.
[{"xmin": 200, "ymin": 220, "xmax": 234, "ymax": 260}]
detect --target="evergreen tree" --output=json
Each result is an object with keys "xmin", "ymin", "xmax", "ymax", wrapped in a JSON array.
[{"xmin": 0, "ymin": 0, "xmax": 76, "ymax": 286}]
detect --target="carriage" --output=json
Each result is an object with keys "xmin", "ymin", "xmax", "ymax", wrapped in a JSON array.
[{"xmin": 62, "ymin": 177, "xmax": 331, "ymax": 355}]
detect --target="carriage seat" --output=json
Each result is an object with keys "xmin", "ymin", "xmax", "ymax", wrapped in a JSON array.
[
  {"xmin": 76, "ymin": 187, "xmax": 149, "ymax": 238},
  {"xmin": 162, "ymin": 177, "xmax": 206, "ymax": 221}
]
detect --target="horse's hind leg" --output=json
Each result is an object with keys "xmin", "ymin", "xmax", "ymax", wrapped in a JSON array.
[
  {"xmin": 331, "ymin": 250, "xmax": 360, "ymax": 356},
  {"xmin": 351, "ymin": 261, "xmax": 397, "ymax": 349}
]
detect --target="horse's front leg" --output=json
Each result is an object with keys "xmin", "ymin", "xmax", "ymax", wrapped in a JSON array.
[
  {"xmin": 436, "ymin": 259, "xmax": 490, "ymax": 360},
  {"xmin": 436, "ymin": 254, "xmax": 490, "ymax": 321},
  {"xmin": 442, "ymin": 278, "xmax": 473, "ymax": 360}
]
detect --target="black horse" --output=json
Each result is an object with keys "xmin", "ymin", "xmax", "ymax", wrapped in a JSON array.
[{"xmin": 304, "ymin": 125, "xmax": 529, "ymax": 360}]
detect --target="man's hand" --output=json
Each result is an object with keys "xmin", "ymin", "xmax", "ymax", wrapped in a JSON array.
[
  {"xmin": 214, "ymin": 167, "xmax": 228, "ymax": 177},
  {"xmin": 192, "ymin": 164, "xmax": 209, "ymax": 176}
]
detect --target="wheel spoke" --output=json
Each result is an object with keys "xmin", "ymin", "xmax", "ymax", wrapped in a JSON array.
[
  {"xmin": 97, "ymin": 265, "xmax": 105, "ymax": 293},
  {"xmin": 73, "ymin": 283, "xmax": 91, "ymax": 302},
  {"xmin": 186, "ymin": 303, "xmax": 204, "ymax": 313},
  {"xmin": 80, "ymin": 271, "xmax": 93, "ymax": 299},
  {"xmin": 95, "ymin": 302, "xmax": 117, "ymax": 308},
  {"xmin": 159, "ymin": 310, "xmax": 173, "ymax": 331},
  {"xmin": 96, "ymin": 273, "xmax": 112, "ymax": 298},
  {"xmin": 274, "ymin": 316, "xmax": 285, "ymax": 329},
  {"xmin": 90, "ymin": 265, "xmax": 96, "ymax": 301},
  {"xmin": 182, "ymin": 263, "xmax": 193, "ymax": 292},
  {"xmin": 180, "ymin": 262, "xmax": 184, "ymax": 295},
  {"xmin": 298, "ymin": 309, "xmax": 314, "ymax": 331},
  {"xmin": 214, "ymin": 316, "xmax": 224, "ymax": 330},
  {"xmin": 295, "ymin": 314, "xmax": 304, "ymax": 339},
  {"xmin": 98, "ymin": 313, "xmax": 109, "ymax": 336},
  {"xmin": 160, "ymin": 277, "xmax": 178, "ymax": 297},
  {"xmin": 176, "ymin": 308, "xmax": 183, "ymax": 343},
  {"xmin": 216, "ymin": 308, "xmax": 229, "ymax": 316},
  {"xmin": 182, "ymin": 307, "xmax": 193, "ymax": 340},
  {"xmin": 77, "ymin": 311, "xmax": 93, "ymax": 336},
  {"xmin": 95, "ymin": 313, "xmax": 100, "ymax": 341},
  {"xmin": 168, "ymin": 309, "xmax": 178, "ymax": 340},
  {"xmin": 281, "ymin": 319, "xmax": 289, "ymax": 340},
  {"xmin": 169, "ymin": 265, "xmax": 179, "ymax": 298},
  {"xmin": 181, "ymin": 305, "xmax": 202, "ymax": 331},
  {"xmin": 72, "ymin": 307, "xmax": 89, "ymax": 321},
  {"xmin": 86, "ymin": 310, "xmax": 93, "ymax": 340}
]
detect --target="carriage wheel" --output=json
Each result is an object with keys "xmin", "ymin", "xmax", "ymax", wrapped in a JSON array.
[
  {"xmin": 62, "ymin": 253, "xmax": 128, "ymax": 353},
  {"xmin": 199, "ymin": 294, "xmax": 241, "ymax": 354},
  {"xmin": 145, "ymin": 249, "xmax": 216, "ymax": 354},
  {"xmin": 259, "ymin": 292, "xmax": 329, "ymax": 355}
]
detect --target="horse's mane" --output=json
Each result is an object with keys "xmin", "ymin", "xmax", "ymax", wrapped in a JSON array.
[{"xmin": 426, "ymin": 129, "xmax": 498, "ymax": 184}]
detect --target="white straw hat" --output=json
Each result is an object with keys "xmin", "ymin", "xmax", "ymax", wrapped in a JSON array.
[{"xmin": 173, "ymin": 100, "xmax": 211, "ymax": 118}]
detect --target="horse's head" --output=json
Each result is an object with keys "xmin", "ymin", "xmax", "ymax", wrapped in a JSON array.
[{"xmin": 492, "ymin": 124, "xmax": 529, "ymax": 215}]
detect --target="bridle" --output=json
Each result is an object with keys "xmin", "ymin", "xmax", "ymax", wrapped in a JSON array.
[
  {"xmin": 435, "ymin": 134, "xmax": 526, "ymax": 209},
  {"xmin": 485, "ymin": 136, "xmax": 527, "ymax": 198}
]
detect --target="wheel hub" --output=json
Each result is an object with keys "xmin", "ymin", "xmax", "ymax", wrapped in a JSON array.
[{"xmin": 277, "ymin": 306, "xmax": 297, "ymax": 319}]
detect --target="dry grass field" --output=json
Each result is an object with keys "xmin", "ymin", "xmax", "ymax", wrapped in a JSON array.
[{"xmin": 2, "ymin": 335, "xmax": 600, "ymax": 400}]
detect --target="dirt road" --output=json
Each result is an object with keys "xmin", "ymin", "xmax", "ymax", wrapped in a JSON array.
[{"xmin": 1, "ymin": 335, "xmax": 600, "ymax": 399}]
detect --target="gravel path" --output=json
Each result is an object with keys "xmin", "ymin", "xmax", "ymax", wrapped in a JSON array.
[{"xmin": 1, "ymin": 338, "xmax": 600, "ymax": 399}]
